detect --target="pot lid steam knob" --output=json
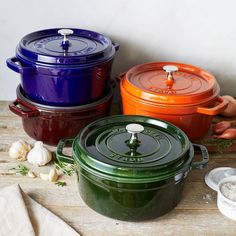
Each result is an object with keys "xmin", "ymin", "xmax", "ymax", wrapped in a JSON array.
[
  {"xmin": 163, "ymin": 65, "xmax": 178, "ymax": 89},
  {"xmin": 126, "ymin": 124, "xmax": 144, "ymax": 149},
  {"xmin": 58, "ymin": 29, "xmax": 74, "ymax": 51}
]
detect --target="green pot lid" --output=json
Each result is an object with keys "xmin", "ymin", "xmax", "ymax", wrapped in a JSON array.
[{"xmin": 73, "ymin": 115, "xmax": 193, "ymax": 182}]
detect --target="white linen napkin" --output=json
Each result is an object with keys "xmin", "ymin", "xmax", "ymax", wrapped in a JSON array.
[{"xmin": 0, "ymin": 184, "xmax": 80, "ymax": 236}]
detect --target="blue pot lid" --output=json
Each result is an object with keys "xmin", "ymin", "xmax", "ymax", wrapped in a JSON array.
[{"xmin": 16, "ymin": 28, "xmax": 118, "ymax": 65}]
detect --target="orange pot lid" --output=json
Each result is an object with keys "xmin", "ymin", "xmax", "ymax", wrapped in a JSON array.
[{"xmin": 121, "ymin": 62, "xmax": 220, "ymax": 105}]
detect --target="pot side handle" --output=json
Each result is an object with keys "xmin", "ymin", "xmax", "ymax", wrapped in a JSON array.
[
  {"xmin": 116, "ymin": 72, "xmax": 126, "ymax": 83},
  {"xmin": 56, "ymin": 138, "xmax": 75, "ymax": 164},
  {"xmin": 6, "ymin": 57, "xmax": 34, "ymax": 74},
  {"xmin": 9, "ymin": 99, "xmax": 40, "ymax": 118},
  {"xmin": 112, "ymin": 41, "xmax": 120, "ymax": 51},
  {"xmin": 197, "ymin": 97, "xmax": 229, "ymax": 116},
  {"xmin": 191, "ymin": 144, "xmax": 209, "ymax": 169}
]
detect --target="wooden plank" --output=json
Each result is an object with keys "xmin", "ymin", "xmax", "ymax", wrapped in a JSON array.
[
  {"xmin": 34, "ymin": 207, "xmax": 236, "ymax": 236},
  {"xmin": 0, "ymin": 101, "xmax": 12, "ymax": 116}
]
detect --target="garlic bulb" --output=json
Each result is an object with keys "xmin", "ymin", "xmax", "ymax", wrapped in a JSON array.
[
  {"xmin": 9, "ymin": 139, "xmax": 32, "ymax": 161},
  {"xmin": 27, "ymin": 141, "xmax": 52, "ymax": 166},
  {"xmin": 28, "ymin": 170, "xmax": 36, "ymax": 178},
  {"xmin": 48, "ymin": 168, "xmax": 58, "ymax": 182},
  {"xmin": 39, "ymin": 173, "xmax": 49, "ymax": 180}
]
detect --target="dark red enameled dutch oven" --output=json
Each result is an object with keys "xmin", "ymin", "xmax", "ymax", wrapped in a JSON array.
[{"xmin": 9, "ymin": 84, "xmax": 115, "ymax": 146}]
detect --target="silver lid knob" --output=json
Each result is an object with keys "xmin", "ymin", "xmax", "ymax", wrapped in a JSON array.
[
  {"xmin": 126, "ymin": 124, "xmax": 144, "ymax": 134},
  {"xmin": 58, "ymin": 29, "xmax": 74, "ymax": 43},
  {"xmin": 126, "ymin": 124, "xmax": 144, "ymax": 147},
  {"xmin": 163, "ymin": 65, "xmax": 178, "ymax": 88},
  {"xmin": 163, "ymin": 65, "xmax": 178, "ymax": 73}
]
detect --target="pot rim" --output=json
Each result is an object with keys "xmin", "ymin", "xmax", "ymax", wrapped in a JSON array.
[
  {"xmin": 120, "ymin": 83, "xmax": 220, "ymax": 114},
  {"xmin": 79, "ymin": 165, "xmax": 189, "ymax": 187},
  {"xmin": 16, "ymin": 82, "xmax": 115, "ymax": 112},
  {"xmin": 16, "ymin": 48, "xmax": 116, "ymax": 70},
  {"xmin": 75, "ymin": 151, "xmax": 193, "ymax": 183},
  {"xmin": 16, "ymin": 28, "xmax": 118, "ymax": 66},
  {"xmin": 120, "ymin": 61, "xmax": 220, "ymax": 106}
]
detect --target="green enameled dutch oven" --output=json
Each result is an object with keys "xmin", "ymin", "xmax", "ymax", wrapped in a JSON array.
[{"xmin": 56, "ymin": 115, "xmax": 209, "ymax": 221}]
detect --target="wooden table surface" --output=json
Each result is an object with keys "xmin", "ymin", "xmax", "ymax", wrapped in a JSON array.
[{"xmin": 1, "ymin": 101, "xmax": 236, "ymax": 236}]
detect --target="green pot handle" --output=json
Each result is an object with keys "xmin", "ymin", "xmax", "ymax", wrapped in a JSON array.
[
  {"xmin": 191, "ymin": 144, "xmax": 209, "ymax": 169},
  {"xmin": 56, "ymin": 138, "xmax": 75, "ymax": 164}
]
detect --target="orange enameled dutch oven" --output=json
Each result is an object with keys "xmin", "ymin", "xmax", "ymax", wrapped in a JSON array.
[{"xmin": 118, "ymin": 62, "xmax": 228, "ymax": 141}]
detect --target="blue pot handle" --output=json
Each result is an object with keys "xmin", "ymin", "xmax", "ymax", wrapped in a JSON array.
[
  {"xmin": 56, "ymin": 138, "xmax": 75, "ymax": 164},
  {"xmin": 191, "ymin": 144, "xmax": 209, "ymax": 169},
  {"xmin": 112, "ymin": 41, "xmax": 120, "ymax": 51},
  {"xmin": 6, "ymin": 57, "xmax": 34, "ymax": 74}
]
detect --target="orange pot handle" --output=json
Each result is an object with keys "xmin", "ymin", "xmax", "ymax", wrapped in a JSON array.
[
  {"xmin": 116, "ymin": 72, "xmax": 126, "ymax": 83},
  {"xmin": 197, "ymin": 97, "xmax": 229, "ymax": 116}
]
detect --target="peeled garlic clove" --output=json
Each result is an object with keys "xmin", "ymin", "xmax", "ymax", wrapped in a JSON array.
[
  {"xmin": 9, "ymin": 139, "xmax": 32, "ymax": 161},
  {"xmin": 28, "ymin": 170, "xmax": 36, "ymax": 178},
  {"xmin": 48, "ymin": 168, "xmax": 58, "ymax": 182},
  {"xmin": 39, "ymin": 173, "xmax": 49, "ymax": 181},
  {"xmin": 27, "ymin": 141, "xmax": 52, "ymax": 166}
]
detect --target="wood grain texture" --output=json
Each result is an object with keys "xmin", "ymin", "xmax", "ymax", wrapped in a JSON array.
[{"xmin": 0, "ymin": 101, "xmax": 236, "ymax": 236}]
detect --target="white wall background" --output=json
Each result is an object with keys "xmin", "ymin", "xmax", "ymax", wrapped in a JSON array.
[{"xmin": 1, "ymin": 0, "xmax": 236, "ymax": 101}]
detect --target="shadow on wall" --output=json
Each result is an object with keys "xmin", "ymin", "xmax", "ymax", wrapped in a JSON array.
[
  {"xmin": 110, "ymin": 36, "xmax": 158, "ymax": 79},
  {"xmin": 214, "ymin": 73, "xmax": 236, "ymax": 96},
  {"xmin": 110, "ymin": 36, "xmax": 158, "ymax": 103}
]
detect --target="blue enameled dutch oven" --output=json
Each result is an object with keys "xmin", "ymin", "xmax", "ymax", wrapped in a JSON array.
[{"xmin": 6, "ymin": 28, "xmax": 119, "ymax": 106}]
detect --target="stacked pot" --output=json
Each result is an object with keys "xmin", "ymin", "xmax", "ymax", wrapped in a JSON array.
[{"xmin": 7, "ymin": 28, "xmax": 119, "ymax": 145}]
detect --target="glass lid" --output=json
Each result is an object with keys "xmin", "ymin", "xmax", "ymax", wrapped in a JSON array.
[
  {"xmin": 16, "ymin": 28, "xmax": 116, "ymax": 65},
  {"xmin": 122, "ymin": 62, "xmax": 219, "ymax": 105},
  {"xmin": 73, "ymin": 115, "xmax": 192, "ymax": 181}
]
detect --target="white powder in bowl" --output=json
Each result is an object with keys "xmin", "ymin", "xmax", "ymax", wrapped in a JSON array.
[{"xmin": 220, "ymin": 182, "xmax": 236, "ymax": 202}]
